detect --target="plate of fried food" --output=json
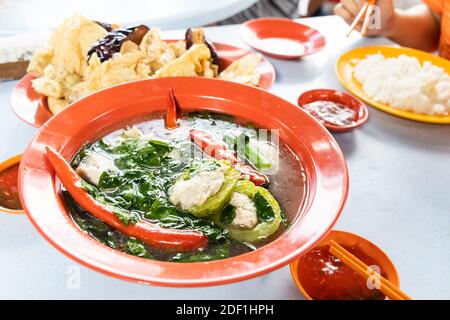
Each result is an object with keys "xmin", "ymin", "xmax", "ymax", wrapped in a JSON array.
[{"xmin": 11, "ymin": 14, "xmax": 275, "ymax": 127}]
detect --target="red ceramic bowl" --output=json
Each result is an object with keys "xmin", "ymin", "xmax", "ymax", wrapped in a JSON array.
[
  {"xmin": 240, "ymin": 18, "xmax": 326, "ymax": 59},
  {"xmin": 19, "ymin": 77, "xmax": 348, "ymax": 287},
  {"xmin": 11, "ymin": 41, "xmax": 276, "ymax": 128},
  {"xmin": 298, "ymin": 89, "xmax": 369, "ymax": 133},
  {"xmin": 290, "ymin": 230, "xmax": 400, "ymax": 300},
  {"xmin": 0, "ymin": 154, "xmax": 24, "ymax": 214}
]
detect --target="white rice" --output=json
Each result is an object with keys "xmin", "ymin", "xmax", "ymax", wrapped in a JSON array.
[{"xmin": 353, "ymin": 53, "xmax": 450, "ymax": 115}]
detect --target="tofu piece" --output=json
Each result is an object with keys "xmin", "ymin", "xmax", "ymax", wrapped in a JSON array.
[
  {"xmin": 229, "ymin": 192, "xmax": 258, "ymax": 229},
  {"xmin": 76, "ymin": 152, "xmax": 115, "ymax": 186},
  {"xmin": 121, "ymin": 126, "xmax": 143, "ymax": 139},
  {"xmin": 153, "ymin": 44, "xmax": 211, "ymax": 78},
  {"xmin": 169, "ymin": 166, "xmax": 226, "ymax": 211},
  {"xmin": 218, "ymin": 53, "xmax": 261, "ymax": 86}
]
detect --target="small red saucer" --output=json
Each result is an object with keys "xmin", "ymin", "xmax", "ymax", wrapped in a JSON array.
[
  {"xmin": 298, "ymin": 89, "xmax": 369, "ymax": 133},
  {"xmin": 240, "ymin": 18, "xmax": 326, "ymax": 59}
]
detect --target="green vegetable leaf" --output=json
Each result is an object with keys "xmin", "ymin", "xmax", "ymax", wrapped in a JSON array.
[
  {"xmin": 169, "ymin": 242, "xmax": 230, "ymax": 262},
  {"xmin": 71, "ymin": 146, "xmax": 89, "ymax": 168},
  {"xmin": 80, "ymin": 180, "xmax": 140, "ymax": 225},
  {"xmin": 221, "ymin": 205, "xmax": 236, "ymax": 225},
  {"xmin": 126, "ymin": 238, "xmax": 151, "ymax": 258},
  {"xmin": 149, "ymin": 139, "xmax": 171, "ymax": 153},
  {"xmin": 187, "ymin": 159, "xmax": 221, "ymax": 178},
  {"xmin": 145, "ymin": 200, "xmax": 228, "ymax": 242},
  {"xmin": 254, "ymin": 191, "xmax": 275, "ymax": 221}
]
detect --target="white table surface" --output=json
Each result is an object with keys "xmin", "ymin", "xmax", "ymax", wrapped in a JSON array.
[
  {"xmin": 0, "ymin": 16, "xmax": 449, "ymax": 300},
  {"xmin": 0, "ymin": 0, "xmax": 257, "ymax": 36}
]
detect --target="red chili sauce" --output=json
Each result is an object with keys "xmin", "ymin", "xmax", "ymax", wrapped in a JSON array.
[
  {"xmin": 303, "ymin": 100, "xmax": 356, "ymax": 127},
  {"xmin": 297, "ymin": 244, "xmax": 387, "ymax": 300},
  {"xmin": 0, "ymin": 163, "xmax": 22, "ymax": 210}
]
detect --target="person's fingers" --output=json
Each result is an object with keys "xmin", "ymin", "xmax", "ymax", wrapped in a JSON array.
[
  {"xmin": 340, "ymin": 0, "xmax": 359, "ymax": 15},
  {"xmin": 334, "ymin": 4, "xmax": 354, "ymax": 25}
]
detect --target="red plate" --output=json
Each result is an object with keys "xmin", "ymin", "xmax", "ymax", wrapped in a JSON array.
[
  {"xmin": 19, "ymin": 77, "xmax": 348, "ymax": 287},
  {"xmin": 240, "ymin": 18, "xmax": 326, "ymax": 59},
  {"xmin": 298, "ymin": 89, "xmax": 369, "ymax": 133},
  {"xmin": 11, "ymin": 42, "xmax": 276, "ymax": 128}
]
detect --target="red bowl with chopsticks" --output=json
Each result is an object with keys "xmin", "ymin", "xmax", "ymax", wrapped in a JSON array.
[
  {"xmin": 298, "ymin": 89, "xmax": 369, "ymax": 133},
  {"xmin": 19, "ymin": 77, "xmax": 348, "ymax": 287},
  {"xmin": 290, "ymin": 230, "xmax": 400, "ymax": 300}
]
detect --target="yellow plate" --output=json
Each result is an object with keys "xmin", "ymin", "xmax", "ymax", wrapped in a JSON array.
[{"xmin": 336, "ymin": 45, "xmax": 450, "ymax": 124}]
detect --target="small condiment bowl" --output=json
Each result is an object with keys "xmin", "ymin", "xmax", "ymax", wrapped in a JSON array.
[
  {"xmin": 240, "ymin": 18, "xmax": 326, "ymax": 59},
  {"xmin": 290, "ymin": 230, "xmax": 400, "ymax": 300},
  {"xmin": 0, "ymin": 154, "xmax": 24, "ymax": 214},
  {"xmin": 298, "ymin": 89, "xmax": 369, "ymax": 133}
]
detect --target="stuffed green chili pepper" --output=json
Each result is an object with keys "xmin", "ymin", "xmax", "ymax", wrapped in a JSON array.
[
  {"xmin": 212, "ymin": 180, "xmax": 282, "ymax": 242},
  {"xmin": 168, "ymin": 159, "xmax": 240, "ymax": 218}
]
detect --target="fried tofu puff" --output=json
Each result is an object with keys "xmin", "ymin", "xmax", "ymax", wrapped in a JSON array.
[
  {"xmin": 153, "ymin": 44, "xmax": 216, "ymax": 78},
  {"xmin": 29, "ymin": 14, "xmax": 108, "ymax": 112},
  {"xmin": 219, "ymin": 54, "xmax": 262, "ymax": 86},
  {"xmin": 185, "ymin": 28, "xmax": 220, "ymax": 75},
  {"xmin": 139, "ymin": 28, "xmax": 186, "ymax": 74},
  {"xmin": 84, "ymin": 44, "xmax": 150, "ymax": 92}
]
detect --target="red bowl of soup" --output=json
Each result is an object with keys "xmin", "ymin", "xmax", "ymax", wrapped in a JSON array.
[
  {"xmin": 298, "ymin": 89, "xmax": 369, "ymax": 133},
  {"xmin": 19, "ymin": 77, "xmax": 348, "ymax": 287}
]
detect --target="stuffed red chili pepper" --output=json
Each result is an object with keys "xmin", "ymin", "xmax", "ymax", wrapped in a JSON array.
[
  {"xmin": 45, "ymin": 147, "xmax": 207, "ymax": 252},
  {"xmin": 189, "ymin": 129, "xmax": 269, "ymax": 186}
]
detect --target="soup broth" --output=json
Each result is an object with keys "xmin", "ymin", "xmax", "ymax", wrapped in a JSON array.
[{"xmin": 65, "ymin": 112, "xmax": 307, "ymax": 262}]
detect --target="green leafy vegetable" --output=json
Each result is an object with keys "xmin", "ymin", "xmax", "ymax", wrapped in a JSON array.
[
  {"xmin": 221, "ymin": 205, "xmax": 236, "ymax": 225},
  {"xmin": 80, "ymin": 180, "xmax": 140, "ymax": 225},
  {"xmin": 126, "ymin": 238, "xmax": 151, "ymax": 258},
  {"xmin": 169, "ymin": 242, "xmax": 230, "ymax": 262},
  {"xmin": 254, "ymin": 191, "xmax": 275, "ymax": 221},
  {"xmin": 112, "ymin": 138, "xmax": 171, "ymax": 169},
  {"xmin": 145, "ymin": 199, "xmax": 228, "ymax": 242},
  {"xmin": 187, "ymin": 159, "xmax": 221, "ymax": 178},
  {"xmin": 71, "ymin": 146, "xmax": 89, "ymax": 168}
]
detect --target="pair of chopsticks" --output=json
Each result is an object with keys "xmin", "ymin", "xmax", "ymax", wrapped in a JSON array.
[
  {"xmin": 329, "ymin": 240, "xmax": 412, "ymax": 300},
  {"xmin": 346, "ymin": 0, "xmax": 377, "ymax": 37}
]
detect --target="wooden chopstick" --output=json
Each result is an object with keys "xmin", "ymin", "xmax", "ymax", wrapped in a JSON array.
[
  {"xmin": 329, "ymin": 240, "xmax": 412, "ymax": 300},
  {"xmin": 346, "ymin": 1, "xmax": 370, "ymax": 37},
  {"xmin": 346, "ymin": 0, "xmax": 377, "ymax": 37}
]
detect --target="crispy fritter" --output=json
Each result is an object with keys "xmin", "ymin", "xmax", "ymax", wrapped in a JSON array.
[
  {"xmin": 219, "ymin": 54, "xmax": 262, "ymax": 86},
  {"xmin": 153, "ymin": 44, "xmax": 213, "ymax": 78}
]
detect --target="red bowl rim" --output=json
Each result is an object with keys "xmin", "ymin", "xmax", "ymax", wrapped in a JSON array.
[
  {"xmin": 19, "ymin": 77, "xmax": 348, "ymax": 287},
  {"xmin": 240, "ymin": 17, "xmax": 326, "ymax": 59},
  {"xmin": 298, "ymin": 89, "xmax": 369, "ymax": 132}
]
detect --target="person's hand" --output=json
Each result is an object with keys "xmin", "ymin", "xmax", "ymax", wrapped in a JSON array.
[{"xmin": 334, "ymin": 0, "xmax": 396, "ymax": 36}]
